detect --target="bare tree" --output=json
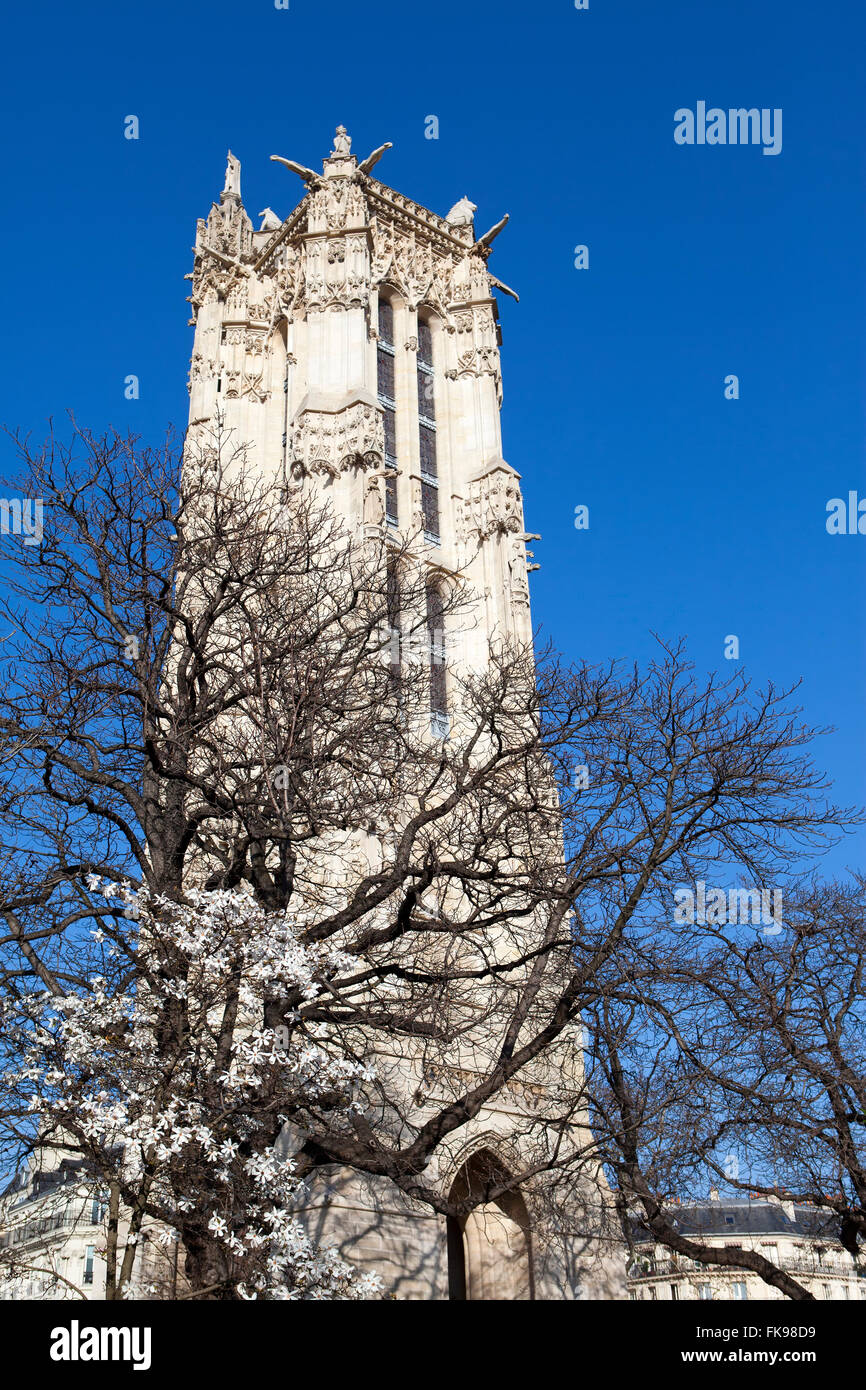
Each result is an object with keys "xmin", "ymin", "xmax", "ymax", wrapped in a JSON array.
[
  {"xmin": 581, "ymin": 871, "xmax": 865, "ymax": 1300},
  {"xmin": 0, "ymin": 421, "xmax": 851, "ymax": 1298}
]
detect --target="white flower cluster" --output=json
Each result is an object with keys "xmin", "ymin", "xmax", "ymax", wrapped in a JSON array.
[{"xmin": 0, "ymin": 881, "xmax": 381, "ymax": 1301}]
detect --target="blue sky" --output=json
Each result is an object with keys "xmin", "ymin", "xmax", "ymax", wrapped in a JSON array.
[{"xmin": 1, "ymin": 0, "xmax": 863, "ymax": 870}]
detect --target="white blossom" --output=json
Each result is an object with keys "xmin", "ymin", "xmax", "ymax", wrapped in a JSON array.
[{"xmin": 0, "ymin": 885, "xmax": 381, "ymax": 1300}]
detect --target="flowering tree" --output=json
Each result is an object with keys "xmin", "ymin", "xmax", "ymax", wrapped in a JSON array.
[{"xmin": 0, "ymin": 880, "xmax": 381, "ymax": 1300}]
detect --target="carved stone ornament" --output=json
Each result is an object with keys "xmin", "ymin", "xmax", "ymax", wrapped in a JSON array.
[
  {"xmin": 468, "ymin": 468, "xmax": 524, "ymax": 539},
  {"xmin": 363, "ymin": 472, "xmax": 385, "ymax": 526},
  {"xmin": 289, "ymin": 402, "xmax": 384, "ymax": 479}
]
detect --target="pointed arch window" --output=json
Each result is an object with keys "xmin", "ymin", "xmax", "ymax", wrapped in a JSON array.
[
  {"xmin": 417, "ymin": 319, "xmax": 439, "ymax": 544},
  {"xmin": 377, "ymin": 297, "xmax": 398, "ymax": 526},
  {"xmin": 426, "ymin": 577, "xmax": 448, "ymax": 738}
]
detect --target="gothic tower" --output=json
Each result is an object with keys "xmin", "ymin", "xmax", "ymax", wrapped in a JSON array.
[
  {"xmin": 187, "ymin": 130, "xmax": 537, "ymax": 678},
  {"xmin": 185, "ymin": 128, "xmax": 621, "ymax": 1300}
]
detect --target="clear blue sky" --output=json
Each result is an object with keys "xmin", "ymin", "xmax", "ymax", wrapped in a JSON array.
[{"xmin": 1, "ymin": 0, "xmax": 863, "ymax": 870}]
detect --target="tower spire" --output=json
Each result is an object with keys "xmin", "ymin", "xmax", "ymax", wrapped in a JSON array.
[{"xmin": 221, "ymin": 150, "xmax": 241, "ymax": 204}]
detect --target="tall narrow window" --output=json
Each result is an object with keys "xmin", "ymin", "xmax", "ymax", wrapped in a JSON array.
[
  {"xmin": 83, "ymin": 1244, "xmax": 95, "ymax": 1286},
  {"xmin": 426, "ymin": 578, "xmax": 448, "ymax": 738},
  {"xmin": 417, "ymin": 319, "xmax": 439, "ymax": 544},
  {"xmin": 377, "ymin": 298, "xmax": 398, "ymax": 526},
  {"xmin": 386, "ymin": 554, "xmax": 401, "ymax": 680}
]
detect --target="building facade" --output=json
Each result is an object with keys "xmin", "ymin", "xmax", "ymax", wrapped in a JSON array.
[
  {"xmin": 184, "ymin": 127, "xmax": 622, "ymax": 1301},
  {"xmin": 0, "ymin": 1155, "xmax": 108, "ymax": 1300},
  {"xmin": 628, "ymin": 1196, "xmax": 865, "ymax": 1302},
  {"xmin": 0, "ymin": 1149, "xmax": 175, "ymax": 1301}
]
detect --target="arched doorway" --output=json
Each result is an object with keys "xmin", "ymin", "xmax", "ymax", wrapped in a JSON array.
[{"xmin": 446, "ymin": 1149, "xmax": 534, "ymax": 1300}]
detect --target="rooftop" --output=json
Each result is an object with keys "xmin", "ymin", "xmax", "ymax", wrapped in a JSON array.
[{"xmin": 635, "ymin": 1198, "xmax": 841, "ymax": 1243}]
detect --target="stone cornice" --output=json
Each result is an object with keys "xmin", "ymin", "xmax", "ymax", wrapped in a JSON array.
[{"xmin": 365, "ymin": 180, "xmax": 475, "ymax": 258}]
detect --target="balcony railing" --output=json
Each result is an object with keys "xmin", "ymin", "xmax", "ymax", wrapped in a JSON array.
[
  {"xmin": 0, "ymin": 1212, "xmax": 78, "ymax": 1250},
  {"xmin": 630, "ymin": 1255, "xmax": 860, "ymax": 1282}
]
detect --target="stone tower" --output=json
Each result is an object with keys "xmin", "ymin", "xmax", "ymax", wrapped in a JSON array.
[
  {"xmin": 187, "ymin": 128, "xmax": 537, "ymax": 680},
  {"xmin": 185, "ymin": 128, "xmax": 621, "ymax": 1300}
]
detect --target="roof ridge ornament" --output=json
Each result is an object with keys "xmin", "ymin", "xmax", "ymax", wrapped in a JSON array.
[{"xmin": 271, "ymin": 128, "xmax": 394, "ymax": 189}]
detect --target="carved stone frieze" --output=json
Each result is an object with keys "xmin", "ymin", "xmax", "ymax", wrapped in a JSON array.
[
  {"xmin": 307, "ymin": 179, "xmax": 367, "ymax": 234},
  {"xmin": 467, "ymin": 467, "xmax": 524, "ymax": 539},
  {"xmin": 189, "ymin": 350, "xmax": 214, "ymax": 382},
  {"xmin": 303, "ymin": 230, "xmax": 369, "ymax": 310},
  {"xmin": 443, "ymin": 301, "xmax": 502, "ymax": 400},
  {"xmin": 189, "ymin": 195, "xmax": 256, "ymax": 315},
  {"xmin": 289, "ymin": 401, "xmax": 384, "ymax": 479},
  {"xmin": 371, "ymin": 222, "xmax": 455, "ymax": 318},
  {"xmin": 240, "ymin": 372, "xmax": 268, "ymax": 404}
]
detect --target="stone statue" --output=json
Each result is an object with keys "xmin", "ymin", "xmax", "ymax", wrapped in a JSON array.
[
  {"xmin": 364, "ymin": 473, "xmax": 384, "ymax": 527},
  {"xmin": 508, "ymin": 534, "xmax": 530, "ymax": 606},
  {"xmin": 332, "ymin": 125, "xmax": 352, "ymax": 157},
  {"xmin": 223, "ymin": 151, "xmax": 241, "ymax": 197},
  {"xmin": 445, "ymin": 196, "xmax": 477, "ymax": 228}
]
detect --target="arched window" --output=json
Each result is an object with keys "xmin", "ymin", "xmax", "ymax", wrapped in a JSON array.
[
  {"xmin": 377, "ymin": 297, "xmax": 398, "ymax": 526},
  {"xmin": 417, "ymin": 318, "xmax": 439, "ymax": 543},
  {"xmin": 426, "ymin": 577, "xmax": 448, "ymax": 738}
]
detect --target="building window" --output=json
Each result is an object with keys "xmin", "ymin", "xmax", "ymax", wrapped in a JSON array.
[
  {"xmin": 386, "ymin": 556, "xmax": 401, "ymax": 679},
  {"xmin": 417, "ymin": 319, "xmax": 439, "ymax": 544},
  {"xmin": 377, "ymin": 298, "xmax": 398, "ymax": 526},
  {"xmin": 698, "ymin": 1283, "xmax": 713, "ymax": 1300},
  {"xmin": 83, "ymin": 1245, "xmax": 95, "ymax": 1286},
  {"xmin": 426, "ymin": 579, "xmax": 448, "ymax": 737},
  {"xmin": 670, "ymin": 1284, "xmax": 679, "ymax": 1300},
  {"xmin": 732, "ymin": 1282, "xmax": 748, "ymax": 1300}
]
